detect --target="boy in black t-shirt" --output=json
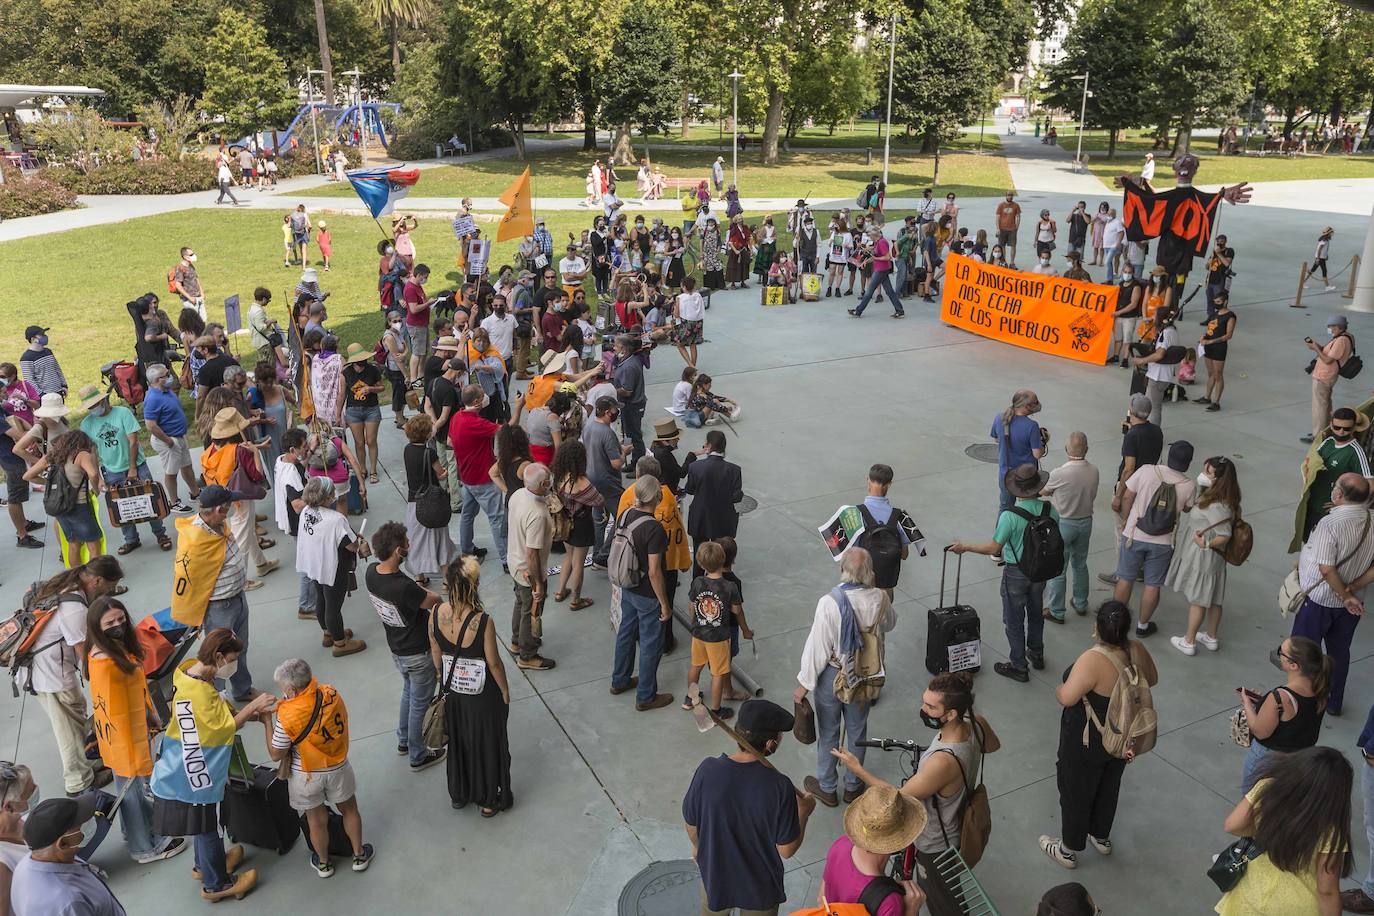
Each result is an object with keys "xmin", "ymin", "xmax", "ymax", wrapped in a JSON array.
[
  {"xmin": 717, "ymin": 536, "xmax": 752, "ymax": 702},
  {"xmin": 683, "ymin": 541, "xmax": 752, "ymax": 719}
]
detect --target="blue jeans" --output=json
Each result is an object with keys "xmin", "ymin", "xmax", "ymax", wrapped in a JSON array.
[
  {"xmin": 591, "ymin": 483, "xmax": 623, "ymax": 566},
  {"xmin": 997, "ymin": 480, "xmax": 1014, "ymax": 518},
  {"xmin": 459, "ymin": 481, "xmax": 507, "ymax": 564},
  {"xmin": 612, "ymin": 590, "xmax": 663, "ymax": 704},
  {"xmin": 812, "ymin": 665, "xmax": 868, "ymax": 794},
  {"xmin": 1001, "ymin": 564, "xmax": 1044, "ymax": 671},
  {"xmin": 1045, "ymin": 517, "xmax": 1092, "ymax": 618},
  {"xmin": 1103, "ymin": 245, "xmax": 1121, "ymax": 283},
  {"xmin": 1240, "ymin": 740, "xmax": 1275, "ymax": 794},
  {"xmin": 1291, "ymin": 597, "xmax": 1359, "ymax": 713},
  {"xmin": 194, "ymin": 831, "xmax": 229, "ymax": 892},
  {"xmin": 393, "ymin": 651, "xmax": 437, "ymax": 765},
  {"xmin": 113, "ymin": 774, "xmax": 166, "ymax": 858},
  {"xmin": 103, "ymin": 463, "xmax": 168, "ymax": 547},
  {"xmin": 203, "ymin": 592, "xmax": 253, "ymax": 700},
  {"xmin": 892, "ymin": 258, "xmax": 908, "ymax": 295},
  {"xmin": 1363, "ymin": 759, "xmax": 1374, "ymax": 898},
  {"xmin": 852, "ymin": 270, "xmax": 903, "ymax": 316},
  {"xmin": 298, "ymin": 572, "xmax": 316, "ymax": 612}
]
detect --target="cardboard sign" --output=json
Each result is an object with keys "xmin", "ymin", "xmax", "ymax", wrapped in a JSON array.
[
  {"xmin": 948, "ymin": 639, "xmax": 981, "ymax": 672},
  {"xmin": 223, "ymin": 294, "xmax": 241, "ymax": 335},
  {"xmin": 451, "ymin": 214, "xmax": 477, "ymax": 238},
  {"xmin": 762, "ymin": 286, "xmax": 786, "ymax": 306},
  {"xmin": 939, "ymin": 253, "xmax": 1114, "ymax": 365},
  {"xmin": 466, "ymin": 239, "xmax": 490, "ymax": 275}
]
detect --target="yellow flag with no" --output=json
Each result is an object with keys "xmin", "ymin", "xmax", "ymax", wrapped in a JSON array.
[{"xmin": 497, "ymin": 167, "xmax": 534, "ymax": 242}]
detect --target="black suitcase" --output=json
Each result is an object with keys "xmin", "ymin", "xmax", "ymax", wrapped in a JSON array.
[
  {"xmin": 299, "ymin": 808, "xmax": 354, "ymax": 859},
  {"xmin": 925, "ymin": 547, "xmax": 982, "ymax": 675},
  {"xmin": 220, "ymin": 764, "xmax": 301, "ymax": 854}
]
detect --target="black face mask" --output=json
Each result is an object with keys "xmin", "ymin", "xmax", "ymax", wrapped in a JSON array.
[
  {"xmin": 920, "ymin": 710, "xmax": 945, "ymax": 730},
  {"xmin": 104, "ymin": 624, "xmax": 128, "ymax": 641}
]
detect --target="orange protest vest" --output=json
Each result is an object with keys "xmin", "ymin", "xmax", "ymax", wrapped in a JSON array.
[
  {"xmin": 276, "ymin": 679, "xmax": 349, "ymax": 772},
  {"xmin": 200, "ymin": 442, "xmax": 239, "ymax": 487},
  {"xmin": 88, "ymin": 655, "xmax": 155, "ymax": 778}
]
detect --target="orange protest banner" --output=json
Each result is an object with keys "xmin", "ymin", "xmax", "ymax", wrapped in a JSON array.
[
  {"xmin": 938, "ymin": 253, "xmax": 1115, "ymax": 365},
  {"xmin": 496, "ymin": 167, "xmax": 534, "ymax": 242}
]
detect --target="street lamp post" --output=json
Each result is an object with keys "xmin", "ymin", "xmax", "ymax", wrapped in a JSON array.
[
  {"xmin": 344, "ymin": 67, "xmax": 365, "ymax": 167},
  {"xmin": 882, "ymin": 13, "xmax": 898, "ymax": 188},
  {"xmin": 307, "ymin": 69, "xmax": 323, "ymax": 176},
  {"xmin": 1073, "ymin": 71, "xmax": 1089, "ymax": 168},
  {"xmin": 729, "ymin": 71, "xmax": 743, "ymax": 187}
]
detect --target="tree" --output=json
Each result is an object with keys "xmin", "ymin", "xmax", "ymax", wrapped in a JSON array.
[
  {"xmin": 202, "ymin": 10, "xmax": 298, "ymax": 144},
  {"xmin": 785, "ymin": 43, "xmax": 877, "ymax": 137},
  {"xmin": 891, "ymin": 0, "xmax": 996, "ymax": 154},
  {"xmin": 368, "ymin": 0, "xmax": 428, "ymax": 75},
  {"xmin": 441, "ymin": 0, "xmax": 549, "ymax": 158},
  {"xmin": 313, "ymin": 0, "xmax": 336, "ymax": 103},
  {"xmin": 27, "ymin": 104, "xmax": 133, "ymax": 172},
  {"xmin": 531, "ymin": 0, "xmax": 627, "ymax": 151},
  {"xmin": 1148, "ymin": 0, "xmax": 1247, "ymax": 153},
  {"xmin": 963, "ymin": 0, "xmax": 1035, "ymax": 76},
  {"xmin": 1043, "ymin": 0, "xmax": 1155, "ymax": 157},
  {"xmin": 599, "ymin": 1, "xmax": 681, "ymax": 164},
  {"xmin": 134, "ymin": 95, "xmax": 204, "ymax": 160}
]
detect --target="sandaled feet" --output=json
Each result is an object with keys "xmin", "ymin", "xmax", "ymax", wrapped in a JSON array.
[
  {"xmin": 117, "ymin": 541, "xmax": 141, "ymax": 556},
  {"xmin": 569, "ymin": 597, "xmax": 594, "ymax": 611},
  {"xmin": 553, "ymin": 589, "xmax": 570, "ymax": 603}
]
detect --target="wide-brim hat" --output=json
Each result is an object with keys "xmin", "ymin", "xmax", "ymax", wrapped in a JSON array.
[
  {"xmin": 843, "ymin": 784, "xmax": 926, "ymax": 855},
  {"xmin": 77, "ymin": 384, "xmax": 108, "ymax": 410},
  {"xmin": 653, "ymin": 418, "xmax": 681, "ymax": 441},
  {"xmin": 1004, "ymin": 463, "xmax": 1048, "ymax": 498},
  {"xmin": 34, "ymin": 392, "xmax": 70, "ymax": 419},
  {"xmin": 434, "ymin": 336, "xmax": 460, "ymax": 353},
  {"xmin": 541, "ymin": 350, "xmax": 570, "ymax": 375},
  {"xmin": 344, "ymin": 342, "xmax": 372, "ymax": 364},
  {"xmin": 210, "ymin": 407, "xmax": 253, "ymax": 439}
]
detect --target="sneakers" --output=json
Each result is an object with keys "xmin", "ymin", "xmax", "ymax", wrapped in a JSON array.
[
  {"xmin": 200, "ymin": 868, "xmax": 258, "ymax": 901},
  {"xmin": 311, "ymin": 853, "xmax": 334, "ymax": 878},
  {"xmin": 410, "ymin": 749, "xmax": 446, "ymax": 771},
  {"xmin": 1089, "ymin": 835, "xmax": 1112, "ymax": 856},
  {"xmin": 243, "ymin": 579, "xmax": 265, "ymax": 592},
  {"xmin": 1300, "ymin": 434, "xmax": 1315, "ymax": 444},
  {"xmin": 803, "ymin": 775, "xmax": 839, "ymax": 808},
  {"xmin": 1341, "ymin": 889, "xmax": 1374, "ymax": 914},
  {"xmin": 1196, "ymin": 633, "xmax": 1220, "ymax": 652},
  {"xmin": 635, "ymin": 692, "xmax": 674, "ymax": 711},
  {"xmin": 351, "ymin": 843, "xmax": 375, "ymax": 872},
  {"xmin": 1135, "ymin": 621, "xmax": 1157, "ymax": 637},
  {"xmin": 470, "ymin": 547, "xmax": 489, "ymax": 561},
  {"xmin": 1096, "ymin": 572, "xmax": 1117, "ymax": 585},
  {"xmin": 713, "ymin": 706, "xmax": 734, "ymax": 721},
  {"xmin": 331, "ymin": 639, "xmax": 367, "ymax": 657},
  {"xmin": 517, "ymin": 655, "xmax": 556, "ymax": 670},
  {"xmin": 23, "ymin": 520, "xmax": 42, "ymax": 532},
  {"xmin": 16, "ymin": 535, "xmax": 42, "ymax": 549},
  {"xmin": 169, "ymin": 500, "xmax": 194, "ymax": 513},
  {"xmin": 680, "ymin": 694, "xmax": 695, "ymax": 711},
  {"xmin": 994, "ymin": 661, "xmax": 1029, "ymax": 683},
  {"xmin": 1326, "ymin": 285, "xmax": 1337, "ymax": 292},
  {"xmin": 256, "ymin": 559, "xmax": 280, "ymax": 576},
  {"xmin": 1038, "ymin": 835, "xmax": 1077, "ymax": 869},
  {"xmin": 1170, "ymin": 636, "xmax": 1196, "ymax": 656},
  {"xmin": 134, "ymin": 836, "xmax": 188, "ymax": 864},
  {"xmin": 1027, "ymin": 651, "xmax": 1045, "ymax": 671}
]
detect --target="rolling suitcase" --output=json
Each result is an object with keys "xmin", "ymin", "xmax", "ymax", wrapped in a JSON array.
[
  {"xmin": 220, "ymin": 739, "xmax": 301, "ymax": 855},
  {"xmin": 104, "ymin": 478, "xmax": 169, "ymax": 528},
  {"xmin": 347, "ymin": 472, "xmax": 367, "ymax": 516},
  {"xmin": 925, "ymin": 546, "xmax": 982, "ymax": 675}
]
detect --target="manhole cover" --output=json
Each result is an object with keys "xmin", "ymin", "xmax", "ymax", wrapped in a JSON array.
[
  {"xmin": 965, "ymin": 443, "xmax": 1001, "ymax": 464},
  {"xmin": 618, "ymin": 860, "xmax": 700, "ymax": 915},
  {"xmin": 738, "ymin": 494, "xmax": 759, "ymax": 514}
]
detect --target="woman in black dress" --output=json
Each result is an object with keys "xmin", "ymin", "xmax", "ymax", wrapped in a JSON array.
[
  {"xmin": 550, "ymin": 440, "xmax": 602, "ymax": 610},
  {"xmin": 431, "ymin": 556, "xmax": 512, "ymax": 817},
  {"xmin": 665, "ymin": 226, "xmax": 687, "ymax": 291}
]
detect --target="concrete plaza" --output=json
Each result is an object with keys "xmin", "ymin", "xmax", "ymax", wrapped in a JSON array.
[{"xmin": 3, "ymin": 136, "xmax": 1374, "ymax": 914}]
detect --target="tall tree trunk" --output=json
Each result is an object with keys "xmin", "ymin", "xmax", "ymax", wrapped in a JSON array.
[
  {"xmin": 919, "ymin": 128, "xmax": 938, "ymax": 154},
  {"xmin": 761, "ymin": 85, "xmax": 784, "ymax": 164},
  {"xmin": 1283, "ymin": 103, "xmax": 1297, "ymax": 139},
  {"xmin": 1107, "ymin": 128, "xmax": 1117, "ymax": 159},
  {"xmin": 509, "ymin": 121, "xmax": 526, "ymax": 159},
  {"xmin": 1170, "ymin": 122, "xmax": 1190, "ymax": 158},
  {"xmin": 612, "ymin": 122, "xmax": 634, "ymax": 165},
  {"xmin": 313, "ymin": 0, "xmax": 335, "ymax": 104},
  {"xmin": 680, "ymin": 88, "xmax": 691, "ymax": 139},
  {"xmin": 579, "ymin": 72, "xmax": 596, "ymax": 152},
  {"xmin": 390, "ymin": 18, "xmax": 400, "ymax": 75},
  {"xmin": 1330, "ymin": 94, "xmax": 1343, "ymax": 126},
  {"xmin": 1152, "ymin": 119, "xmax": 1170, "ymax": 150},
  {"xmin": 1365, "ymin": 89, "xmax": 1374, "ymax": 136}
]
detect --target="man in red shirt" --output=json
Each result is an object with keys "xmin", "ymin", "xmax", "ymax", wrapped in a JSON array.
[
  {"xmin": 402, "ymin": 264, "xmax": 434, "ymax": 381},
  {"xmin": 450, "ymin": 384, "xmax": 521, "ymax": 569},
  {"xmin": 540, "ymin": 289, "xmax": 568, "ymax": 350}
]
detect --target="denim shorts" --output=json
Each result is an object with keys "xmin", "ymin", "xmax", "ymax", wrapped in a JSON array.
[
  {"xmin": 1115, "ymin": 536, "xmax": 1173, "ymax": 587},
  {"xmin": 344, "ymin": 404, "xmax": 382, "ymax": 424},
  {"xmin": 57, "ymin": 503, "xmax": 101, "ymax": 542}
]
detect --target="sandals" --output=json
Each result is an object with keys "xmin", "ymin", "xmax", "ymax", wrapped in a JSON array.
[
  {"xmin": 157, "ymin": 534, "xmax": 173, "ymax": 551},
  {"xmin": 368, "ymin": 473, "xmax": 379, "ymax": 484},
  {"xmin": 569, "ymin": 597, "xmax": 594, "ymax": 611},
  {"xmin": 553, "ymin": 589, "xmax": 570, "ymax": 603},
  {"xmin": 117, "ymin": 542, "xmax": 141, "ymax": 556},
  {"xmin": 258, "ymin": 538, "xmax": 276, "ymax": 550}
]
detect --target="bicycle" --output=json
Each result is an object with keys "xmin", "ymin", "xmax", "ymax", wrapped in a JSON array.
[{"xmin": 856, "ymin": 737, "xmax": 924, "ymax": 881}]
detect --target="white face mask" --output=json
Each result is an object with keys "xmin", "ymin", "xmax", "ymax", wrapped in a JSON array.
[
  {"xmin": 187, "ymin": 254, "xmax": 198, "ymax": 263},
  {"xmin": 1330, "ymin": 327, "xmax": 1339, "ymax": 336},
  {"xmin": 391, "ymin": 321, "xmax": 403, "ymax": 332},
  {"xmin": 217, "ymin": 658, "xmax": 239, "ymax": 681},
  {"xmin": 1121, "ymin": 273, "xmax": 1133, "ymax": 282},
  {"xmin": 1040, "ymin": 258, "xmax": 1050, "ymax": 266},
  {"xmin": 1196, "ymin": 472, "xmax": 1213, "ymax": 489}
]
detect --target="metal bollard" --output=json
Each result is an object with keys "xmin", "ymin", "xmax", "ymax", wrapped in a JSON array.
[
  {"xmin": 865, "ymin": 148, "xmax": 872, "ymax": 165},
  {"xmin": 1292, "ymin": 261, "xmax": 1308, "ymax": 309},
  {"xmin": 1345, "ymin": 255, "xmax": 1361, "ymax": 299}
]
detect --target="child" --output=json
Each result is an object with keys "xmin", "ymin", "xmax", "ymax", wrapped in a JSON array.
[
  {"xmin": 273, "ymin": 428, "xmax": 316, "ymax": 620},
  {"xmin": 685, "ymin": 373, "xmax": 740, "ymax": 428},
  {"xmin": 1311, "ymin": 226, "xmax": 1335, "ymax": 291},
  {"xmin": 1177, "ymin": 347, "xmax": 1197, "ymax": 385},
  {"xmin": 778, "ymin": 253, "xmax": 798, "ymax": 303},
  {"xmin": 715, "ymin": 536, "xmax": 752, "ymax": 702},
  {"xmin": 316, "ymin": 220, "xmax": 333, "ymax": 272},
  {"xmin": 281, "ymin": 215, "xmax": 294, "ymax": 268},
  {"xmin": 682, "ymin": 541, "xmax": 751, "ymax": 719},
  {"xmin": 670, "ymin": 366, "xmax": 697, "ymax": 417}
]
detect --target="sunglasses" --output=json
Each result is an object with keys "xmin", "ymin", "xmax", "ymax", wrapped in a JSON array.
[{"xmin": 1333, "ymin": 424, "xmax": 1355, "ymax": 432}]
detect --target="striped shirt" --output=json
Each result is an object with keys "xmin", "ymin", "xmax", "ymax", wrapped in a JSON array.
[
  {"xmin": 195, "ymin": 515, "xmax": 247, "ymax": 600},
  {"xmin": 19, "ymin": 347, "xmax": 66, "ymax": 397},
  {"xmin": 1298, "ymin": 504, "xmax": 1374, "ymax": 606}
]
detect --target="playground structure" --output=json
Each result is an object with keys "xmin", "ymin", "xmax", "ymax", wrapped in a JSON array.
[{"xmin": 237, "ymin": 101, "xmax": 400, "ymax": 154}]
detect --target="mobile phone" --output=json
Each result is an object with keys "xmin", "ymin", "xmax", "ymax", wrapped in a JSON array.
[{"xmin": 1304, "ymin": 337, "xmax": 1313, "ymax": 343}]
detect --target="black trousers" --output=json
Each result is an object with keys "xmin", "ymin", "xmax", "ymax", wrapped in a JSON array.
[
  {"xmin": 914, "ymin": 850, "xmax": 963, "ymax": 916},
  {"xmin": 1056, "ymin": 720, "xmax": 1126, "ymax": 851},
  {"xmin": 387, "ymin": 369, "xmax": 407, "ymax": 417},
  {"xmin": 592, "ymin": 261, "xmax": 611, "ymax": 295},
  {"xmin": 315, "ymin": 579, "xmax": 348, "ymax": 642}
]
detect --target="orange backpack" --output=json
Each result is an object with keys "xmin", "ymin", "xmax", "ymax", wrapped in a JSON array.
[
  {"xmin": 167, "ymin": 267, "xmax": 178, "ymax": 294},
  {"xmin": 789, "ymin": 878, "xmax": 903, "ymax": 916}
]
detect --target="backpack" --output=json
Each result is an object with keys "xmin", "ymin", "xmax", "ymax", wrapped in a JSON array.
[
  {"xmin": 788, "ymin": 876, "xmax": 903, "ymax": 916},
  {"xmin": 307, "ymin": 435, "xmax": 340, "ymax": 471},
  {"xmin": 42, "ymin": 462, "xmax": 82, "ymax": 517},
  {"xmin": 290, "ymin": 212, "xmax": 309, "ymax": 233},
  {"xmin": 932, "ymin": 738, "xmax": 993, "ymax": 867},
  {"xmin": 856, "ymin": 505, "xmax": 903, "ymax": 590},
  {"xmin": 546, "ymin": 491, "xmax": 572, "ymax": 543},
  {"xmin": 856, "ymin": 188, "xmax": 869, "ymax": 207},
  {"xmin": 831, "ymin": 587, "xmax": 885, "ymax": 705},
  {"xmin": 1008, "ymin": 502, "xmax": 1064, "ymax": 582},
  {"xmin": 1200, "ymin": 514, "xmax": 1254, "ymax": 566},
  {"xmin": 1135, "ymin": 468, "xmax": 1179, "ymax": 536},
  {"xmin": 373, "ymin": 337, "xmax": 389, "ymax": 366},
  {"xmin": 1339, "ymin": 334, "xmax": 1364, "ymax": 379},
  {"xmin": 1083, "ymin": 644, "xmax": 1157, "ymax": 759},
  {"xmin": 0, "ymin": 586, "xmax": 85, "ymax": 694},
  {"xmin": 608, "ymin": 512, "xmax": 656, "ymax": 589},
  {"xmin": 167, "ymin": 267, "xmax": 178, "ymax": 294}
]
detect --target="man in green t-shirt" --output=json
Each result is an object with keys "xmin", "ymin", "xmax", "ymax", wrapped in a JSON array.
[
  {"xmin": 951, "ymin": 464, "xmax": 1060, "ymax": 683},
  {"xmin": 1302, "ymin": 406, "xmax": 1372, "ymax": 542},
  {"xmin": 77, "ymin": 384, "xmax": 172, "ymax": 554}
]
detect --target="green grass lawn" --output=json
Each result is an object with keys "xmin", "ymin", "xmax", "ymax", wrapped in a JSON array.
[{"xmin": 306, "ymin": 146, "xmax": 1011, "ymax": 200}]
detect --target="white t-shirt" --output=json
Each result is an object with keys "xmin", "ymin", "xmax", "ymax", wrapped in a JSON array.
[
  {"xmin": 1103, "ymin": 217, "xmax": 1126, "ymax": 248},
  {"xmin": 677, "ymin": 291, "xmax": 705, "ymax": 322},
  {"xmin": 1141, "ymin": 160, "xmax": 1155, "ymax": 181},
  {"xmin": 274, "ymin": 457, "xmax": 306, "ymax": 534},
  {"xmin": 670, "ymin": 381, "xmax": 691, "ymax": 416},
  {"xmin": 1123, "ymin": 464, "xmax": 1197, "ymax": 545},
  {"xmin": 1316, "ymin": 238, "xmax": 1330, "ymax": 259},
  {"xmin": 1146, "ymin": 325, "xmax": 1180, "ymax": 383},
  {"xmin": 559, "ymin": 256, "xmax": 586, "ymax": 280},
  {"xmin": 587, "ymin": 381, "xmax": 617, "ymax": 407},
  {"xmin": 24, "ymin": 596, "xmax": 87, "ymax": 694},
  {"xmin": 296, "ymin": 506, "xmax": 356, "ymax": 585},
  {"xmin": 480, "ymin": 313, "xmax": 516, "ymax": 359}
]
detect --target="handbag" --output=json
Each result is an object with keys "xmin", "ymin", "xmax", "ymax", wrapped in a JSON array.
[
  {"xmin": 276, "ymin": 689, "xmax": 322, "ymax": 781},
  {"xmin": 1278, "ymin": 510, "xmax": 1370, "ymax": 616},
  {"xmin": 228, "ymin": 449, "xmax": 267, "ymax": 501},
  {"xmin": 1207, "ymin": 837, "xmax": 1264, "ymax": 892},
  {"xmin": 421, "ymin": 611, "xmax": 469, "ymax": 750},
  {"xmin": 792, "ymin": 697, "xmax": 816, "ymax": 745},
  {"xmin": 546, "ymin": 491, "xmax": 572, "ymax": 542},
  {"xmin": 413, "ymin": 451, "xmax": 452, "ymax": 529},
  {"xmin": 1229, "ymin": 707, "xmax": 1251, "ymax": 747}
]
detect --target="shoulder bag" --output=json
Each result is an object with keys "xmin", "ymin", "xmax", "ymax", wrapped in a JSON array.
[
  {"xmin": 276, "ymin": 689, "xmax": 322, "ymax": 781},
  {"xmin": 933, "ymin": 744, "xmax": 992, "ymax": 868},
  {"xmin": 1278, "ymin": 510, "xmax": 1370, "ymax": 617},
  {"xmin": 421, "ymin": 611, "xmax": 466, "ymax": 750},
  {"xmin": 413, "ymin": 450, "xmax": 452, "ymax": 529},
  {"xmin": 1207, "ymin": 837, "xmax": 1264, "ymax": 892},
  {"xmin": 228, "ymin": 446, "xmax": 268, "ymax": 501}
]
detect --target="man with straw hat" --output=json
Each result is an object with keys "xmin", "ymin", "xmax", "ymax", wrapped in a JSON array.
[
  {"xmin": 78, "ymin": 383, "xmax": 173, "ymax": 554},
  {"xmin": 818, "ymin": 785, "xmax": 925, "ymax": 914}
]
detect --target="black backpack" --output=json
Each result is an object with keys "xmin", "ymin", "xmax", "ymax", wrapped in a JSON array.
[
  {"xmin": 857, "ymin": 505, "xmax": 904, "ymax": 589},
  {"xmin": 1135, "ymin": 468, "xmax": 1179, "ymax": 536},
  {"xmin": 43, "ymin": 463, "xmax": 81, "ymax": 517},
  {"xmin": 1009, "ymin": 502, "xmax": 1064, "ymax": 582}
]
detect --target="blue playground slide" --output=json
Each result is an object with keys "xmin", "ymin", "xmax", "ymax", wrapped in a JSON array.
[{"xmin": 236, "ymin": 101, "xmax": 401, "ymax": 153}]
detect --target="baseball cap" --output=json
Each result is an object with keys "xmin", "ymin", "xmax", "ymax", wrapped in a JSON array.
[
  {"xmin": 736, "ymin": 699, "xmax": 795, "ymax": 735},
  {"xmin": 199, "ymin": 484, "xmax": 247, "ymax": 509},
  {"xmin": 23, "ymin": 795, "xmax": 100, "ymax": 849},
  {"xmin": 446, "ymin": 357, "xmax": 467, "ymax": 372},
  {"xmin": 1166, "ymin": 440, "xmax": 1194, "ymax": 472},
  {"xmin": 24, "ymin": 326, "xmax": 48, "ymax": 342}
]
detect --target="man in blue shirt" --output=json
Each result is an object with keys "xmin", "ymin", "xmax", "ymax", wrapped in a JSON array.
[
  {"xmin": 11, "ymin": 796, "xmax": 127, "ymax": 916},
  {"xmin": 855, "ymin": 463, "xmax": 921, "ymax": 594},
  {"xmin": 991, "ymin": 389, "xmax": 1047, "ymax": 514},
  {"xmin": 1344, "ymin": 708, "xmax": 1374, "ymax": 913},
  {"xmin": 142, "ymin": 364, "xmax": 200, "ymax": 513}
]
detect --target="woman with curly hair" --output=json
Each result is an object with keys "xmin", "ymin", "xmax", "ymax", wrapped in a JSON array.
[
  {"xmin": 550, "ymin": 440, "xmax": 602, "ymax": 610},
  {"xmin": 431, "ymin": 556, "xmax": 512, "ymax": 816}
]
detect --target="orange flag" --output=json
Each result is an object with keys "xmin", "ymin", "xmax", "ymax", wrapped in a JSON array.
[{"xmin": 496, "ymin": 167, "xmax": 534, "ymax": 241}]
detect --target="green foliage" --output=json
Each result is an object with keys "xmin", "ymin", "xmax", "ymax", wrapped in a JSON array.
[
  {"xmin": 26, "ymin": 106, "xmax": 135, "ymax": 173},
  {"xmin": 786, "ymin": 42, "xmax": 878, "ymax": 136},
  {"xmin": 1148, "ymin": 0, "xmax": 1246, "ymax": 135},
  {"xmin": 44, "ymin": 159, "xmax": 216, "ymax": 194},
  {"xmin": 202, "ymin": 10, "xmax": 299, "ymax": 141},
  {"xmin": 134, "ymin": 96, "xmax": 205, "ymax": 162},
  {"xmin": 598, "ymin": 1, "xmax": 682, "ymax": 135},
  {"xmin": 0, "ymin": 169, "xmax": 81, "ymax": 220},
  {"xmin": 963, "ymin": 0, "xmax": 1036, "ymax": 76},
  {"xmin": 891, "ymin": 0, "xmax": 996, "ymax": 149},
  {"xmin": 258, "ymin": 0, "xmax": 391, "ymax": 95},
  {"xmin": 439, "ymin": 0, "xmax": 548, "ymax": 156}
]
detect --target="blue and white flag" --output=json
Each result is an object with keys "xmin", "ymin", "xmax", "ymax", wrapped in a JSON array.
[{"xmin": 345, "ymin": 166, "xmax": 420, "ymax": 219}]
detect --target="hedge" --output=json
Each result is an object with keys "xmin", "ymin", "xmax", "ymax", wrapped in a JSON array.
[
  {"xmin": 45, "ymin": 159, "xmax": 216, "ymax": 195},
  {"xmin": 0, "ymin": 169, "xmax": 81, "ymax": 219}
]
